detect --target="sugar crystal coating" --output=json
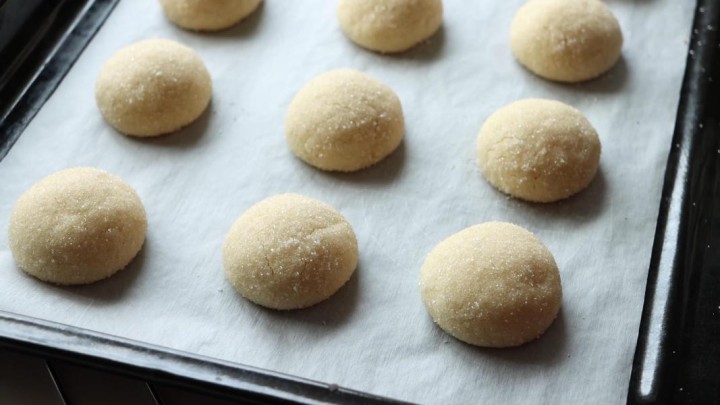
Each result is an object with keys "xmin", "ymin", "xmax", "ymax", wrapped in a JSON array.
[
  {"xmin": 159, "ymin": 0, "xmax": 262, "ymax": 31},
  {"xmin": 95, "ymin": 39, "xmax": 212, "ymax": 137},
  {"xmin": 476, "ymin": 98, "xmax": 601, "ymax": 203},
  {"xmin": 337, "ymin": 0, "xmax": 443, "ymax": 53},
  {"xmin": 510, "ymin": 0, "xmax": 623, "ymax": 82},
  {"xmin": 419, "ymin": 222, "xmax": 562, "ymax": 347},
  {"xmin": 285, "ymin": 69, "xmax": 404, "ymax": 172},
  {"xmin": 8, "ymin": 167, "xmax": 147, "ymax": 285},
  {"xmin": 223, "ymin": 194, "xmax": 358, "ymax": 310}
]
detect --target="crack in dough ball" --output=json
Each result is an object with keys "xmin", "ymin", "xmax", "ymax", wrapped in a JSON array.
[
  {"xmin": 285, "ymin": 69, "xmax": 404, "ymax": 172},
  {"xmin": 159, "ymin": 0, "xmax": 262, "ymax": 31},
  {"xmin": 223, "ymin": 194, "xmax": 359, "ymax": 310},
  {"xmin": 476, "ymin": 99, "xmax": 601, "ymax": 203},
  {"xmin": 95, "ymin": 39, "xmax": 212, "ymax": 137},
  {"xmin": 510, "ymin": 0, "xmax": 623, "ymax": 82},
  {"xmin": 8, "ymin": 168, "xmax": 147, "ymax": 285},
  {"xmin": 420, "ymin": 222, "xmax": 562, "ymax": 348},
  {"xmin": 337, "ymin": 0, "xmax": 443, "ymax": 53}
]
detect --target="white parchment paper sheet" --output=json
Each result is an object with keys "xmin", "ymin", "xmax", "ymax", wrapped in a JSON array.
[{"xmin": 0, "ymin": 1, "xmax": 695, "ymax": 403}]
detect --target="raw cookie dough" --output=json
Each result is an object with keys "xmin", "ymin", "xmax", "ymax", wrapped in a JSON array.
[
  {"xmin": 337, "ymin": 0, "xmax": 443, "ymax": 53},
  {"xmin": 159, "ymin": 0, "xmax": 262, "ymax": 31},
  {"xmin": 95, "ymin": 39, "xmax": 212, "ymax": 137},
  {"xmin": 420, "ymin": 222, "xmax": 562, "ymax": 347},
  {"xmin": 476, "ymin": 98, "xmax": 601, "ymax": 203},
  {"xmin": 8, "ymin": 167, "xmax": 147, "ymax": 285},
  {"xmin": 285, "ymin": 69, "xmax": 404, "ymax": 172},
  {"xmin": 510, "ymin": 0, "xmax": 623, "ymax": 82},
  {"xmin": 223, "ymin": 193, "xmax": 358, "ymax": 310}
]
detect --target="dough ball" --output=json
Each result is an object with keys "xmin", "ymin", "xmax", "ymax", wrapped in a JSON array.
[
  {"xmin": 8, "ymin": 168, "xmax": 147, "ymax": 285},
  {"xmin": 159, "ymin": 0, "xmax": 262, "ymax": 31},
  {"xmin": 420, "ymin": 222, "xmax": 562, "ymax": 347},
  {"xmin": 337, "ymin": 0, "xmax": 443, "ymax": 53},
  {"xmin": 285, "ymin": 69, "xmax": 404, "ymax": 172},
  {"xmin": 223, "ymin": 194, "xmax": 358, "ymax": 310},
  {"xmin": 95, "ymin": 39, "xmax": 212, "ymax": 137},
  {"xmin": 510, "ymin": 0, "xmax": 623, "ymax": 82},
  {"xmin": 476, "ymin": 99, "xmax": 601, "ymax": 203}
]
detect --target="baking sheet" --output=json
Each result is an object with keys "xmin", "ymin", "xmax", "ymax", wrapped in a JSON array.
[{"xmin": 0, "ymin": 0, "xmax": 694, "ymax": 403}]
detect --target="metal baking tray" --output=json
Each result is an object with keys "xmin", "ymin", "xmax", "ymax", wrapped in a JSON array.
[
  {"xmin": 0, "ymin": 0, "xmax": 716, "ymax": 403},
  {"xmin": 628, "ymin": 1, "xmax": 720, "ymax": 404}
]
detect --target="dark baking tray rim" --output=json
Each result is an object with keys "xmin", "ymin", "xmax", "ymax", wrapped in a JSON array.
[
  {"xmin": 0, "ymin": 311, "xmax": 398, "ymax": 404},
  {"xmin": 628, "ymin": 0, "xmax": 720, "ymax": 404},
  {"xmin": 0, "ymin": 0, "xmax": 714, "ymax": 404}
]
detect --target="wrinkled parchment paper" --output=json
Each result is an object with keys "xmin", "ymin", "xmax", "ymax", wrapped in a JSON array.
[{"xmin": 0, "ymin": 1, "xmax": 695, "ymax": 403}]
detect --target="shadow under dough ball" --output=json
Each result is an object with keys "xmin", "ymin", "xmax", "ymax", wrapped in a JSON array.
[
  {"xmin": 285, "ymin": 69, "xmax": 405, "ymax": 172},
  {"xmin": 223, "ymin": 193, "xmax": 359, "ymax": 310},
  {"xmin": 476, "ymin": 98, "xmax": 601, "ymax": 203},
  {"xmin": 8, "ymin": 167, "xmax": 147, "ymax": 285},
  {"xmin": 95, "ymin": 39, "xmax": 212, "ymax": 137},
  {"xmin": 159, "ymin": 0, "xmax": 262, "ymax": 31},
  {"xmin": 337, "ymin": 0, "xmax": 443, "ymax": 53},
  {"xmin": 510, "ymin": 0, "xmax": 623, "ymax": 82},
  {"xmin": 420, "ymin": 222, "xmax": 562, "ymax": 348}
]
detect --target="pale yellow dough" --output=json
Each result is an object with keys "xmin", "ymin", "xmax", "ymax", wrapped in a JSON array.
[
  {"xmin": 337, "ymin": 0, "xmax": 443, "ymax": 53},
  {"xmin": 8, "ymin": 168, "xmax": 147, "ymax": 285},
  {"xmin": 95, "ymin": 39, "xmax": 212, "ymax": 137},
  {"xmin": 285, "ymin": 69, "xmax": 404, "ymax": 172},
  {"xmin": 511, "ymin": 0, "xmax": 623, "ymax": 82},
  {"xmin": 476, "ymin": 98, "xmax": 601, "ymax": 203},
  {"xmin": 159, "ymin": 0, "xmax": 262, "ymax": 31},
  {"xmin": 420, "ymin": 222, "xmax": 562, "ymax": 348},
  {"xmin": 223, "ymin": 194, "xmax": 358, "ymax": 310}
]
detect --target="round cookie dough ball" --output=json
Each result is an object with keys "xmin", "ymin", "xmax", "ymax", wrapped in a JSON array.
[
  {"xmin": 510, "ymin": 0, "xmax": 623, "ymax": 82},
  {"xmin": 8, "ymin": 168, "xmax": 147, "ymax": 285},
  {"xmin": 476, "ymin": 99, "xmax": 601, "ymax": 203},
  {"xmin": 95, "ymin": 39, "xmax": 212, "ymax": 137},
  {"xmin": 285, "ymin": 69, "xmax": 404, "ymax": 172},
  {"xmin": 420, "ymin": 222, "xmax": 562, "ymax": 348},
  {"xmin": 159, "ymin": 0, "xmax": 262, "ymax": 31},
  {"xmin": 337, "ymin": 0, "xmax": 443, "ymax": 53},
  {"xmin": 223, "ymin": 194, "xmax": 358, "ymax": 310}
]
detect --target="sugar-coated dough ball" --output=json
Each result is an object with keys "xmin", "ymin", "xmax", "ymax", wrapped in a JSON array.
[
  {"xmin": 159, "ymin": 0, "xmax": 262, "ymax": 31},
  {"xmin": 8, "ymin": 168, "xmax": 147, "ymax": 285},
  {"xmin": 223, "ymin": 194, "xmax": 358, "ymax": 310},
  {"xmin": 337, "ymin": 0, "xmax": 443, "ymax": 53},
  {"xmin": 285, "ymin": 69, "xmax": 404, "ymax": 172},
  {"xmin": 477, "ymin": 99, "xmax": 601, "ymax": 203},
  {"xmin": 511, "ymin": 0, "xmax": 623, "ymax": 82},
  {"xmin": 420, "ymin": 222, "xmax": 562, "ymax": 347},
  {"xmin": 95, "ymin": 39, "xmax": 212, "ymax": 137}
]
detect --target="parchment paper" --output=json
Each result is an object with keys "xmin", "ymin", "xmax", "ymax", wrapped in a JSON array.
[{"xmin": 0, "ymin": 1, "xmax": 695, "ymax": 403}]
